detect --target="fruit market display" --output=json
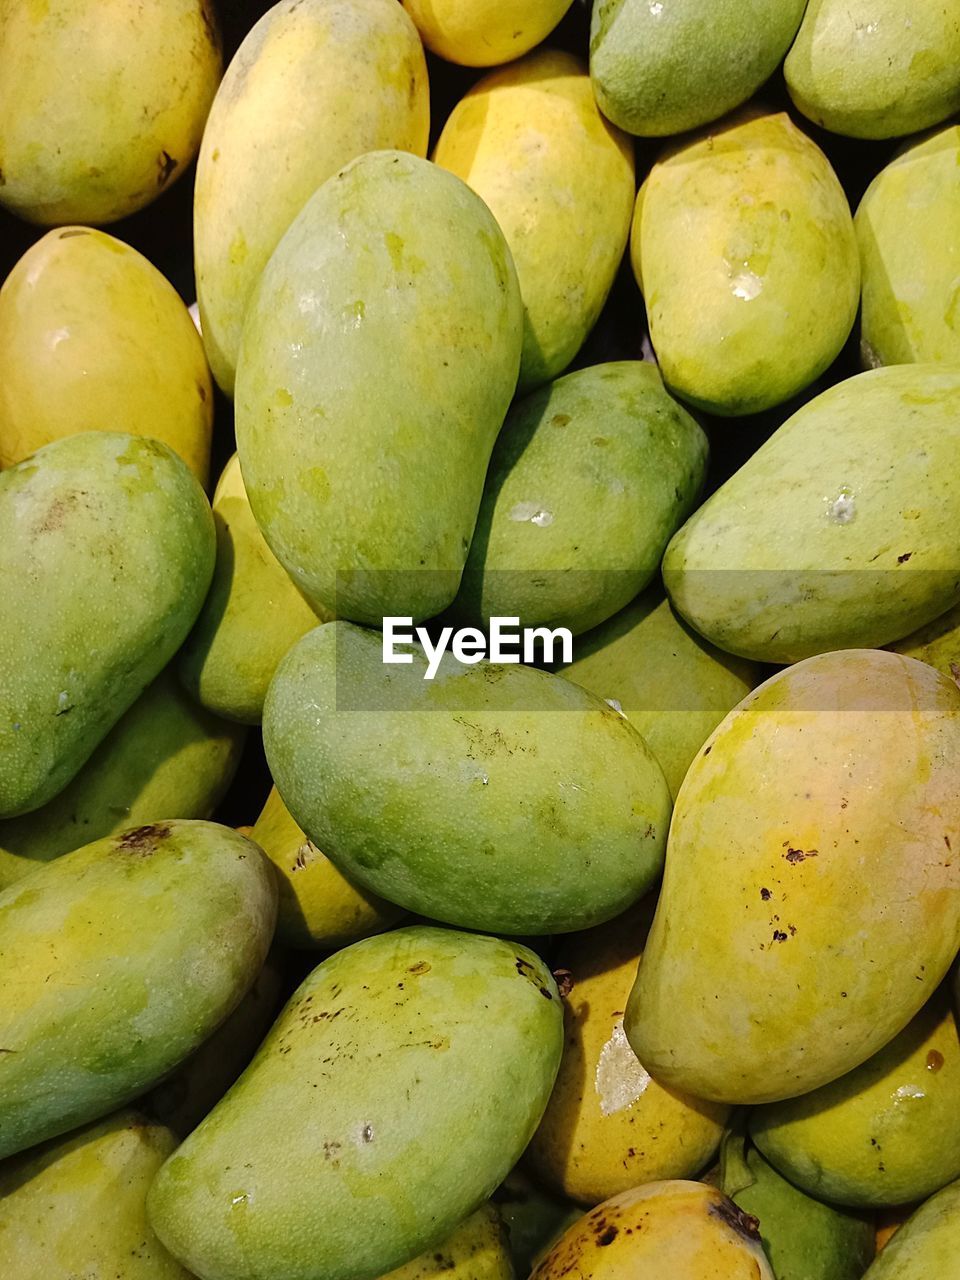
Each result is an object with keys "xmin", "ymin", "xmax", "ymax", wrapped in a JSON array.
[{"xmin": 1, "ymin": 1, "xmax": 960, "ymax": 1278}]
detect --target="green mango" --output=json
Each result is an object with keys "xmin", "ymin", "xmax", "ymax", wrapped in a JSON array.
[
  {"xmin": 454, "ymin": 362, "xmax": 708, "ymax": 636},
  {"xmin": 632, "ymin": 110, "xmax": 859, "ymax": 416},
  {"xmin": 785, "ymin": 0, "xmax": 960, "ymax": 140},
  {"xmin": 0, "ymin": 432, "xmax": 215, "ymax": 818},
  {"xmin": 625, "ymin": 650, "xmax": 960, "ymax": 1105},
  {"xmin": 491, "ymin": 1170, "xmax": 580, "ymax": 1276},
  {"xmin": 0, "ymin": 668, "xmax": 246, "ymax": 888},
  {"xmin": 0, "ymin": 1108, "xmax": 191, "ymax": 1279},
  {"xmin": 664, "ymin": 366, "xmax": 960, "ymax": 663},
  {"xmin": 381, "ymin": 1203, "xmax": 514, "ymax": 1279},
  {"xmin": 0, "ymin": 820, "xmax": 276, "ymax": 1158},
  {"xmin": 263, "ymin": 621, "xmax": 671, "ymax": 935},
  {"xmin": 857, "ymin": 125, "xmax": 960, "ymax": 368},
  {"xmin": 147, "ymin": 927, "xmax": 563, "ymax": 1280},
  {"xmin": 590, "ymin": 0, "xmax": 806, "ymax": 137},
  {"xmin": 862, "ymin": 1179, "xmax": 960, "ymax": 1278},
  {"xmin": 235, "ymin": 150, "xmax": 523, "ymax": 626},
  {"xmin": 178, "ymin": 455, "xmax": 324, "ymax": 724},
  {"xmin": 891, "ymin": 603, "xmax": 960, "ymax": 680}
]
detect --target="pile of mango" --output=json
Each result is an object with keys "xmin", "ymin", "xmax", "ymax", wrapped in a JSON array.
[{"xmin": 1, "ymin": 1, "xmax": 960, "ymax": 1277}]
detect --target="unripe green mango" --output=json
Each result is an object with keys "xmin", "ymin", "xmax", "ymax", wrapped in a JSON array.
[
  {"xmin": 626, "ymin": 651, "xmax": 960, "ymax": 1106},
  {"xmin": 178, "ymin": 455, "xmax": 324, "ymax": 724},
  {"xmin": 455, "ymin": 362, "xmax": 707, "ymax": 636},
  {"xmin": 0, "ymin": 432, "xmax": 216, "ymax": 818},
  {"xmin": 147, "ymin": 927, "xmax": 562, "ymax": 1280},
  {"xmin": 263, "ymin": 622, "xmax": 670, "ymax": 935},
  {"xmin": 402, "ymin": 0, "xmax": 571, "ymax": 67},
  {"xmin": 196, "ymin": 0, "xmax": 429, "ymax": 394},
  {"xmin": 862, "ymin": 1179, "xmax": 960, "ymax": 1278},
  {"xmin": 0, "ymin": 820, "xmax": 276, "ymax": 1158},
  {"xmin": 590, "ymin": 0, "xmax": 806, "ymax": 137},
  {"xmin": 632, "ymin": 111, "xmax": 859, "ymax": 416},
  {"xmin": 382, "ymin": 1204, "xmax": 513, "ymax": 1279},
  {"xmin": 663, "ymin": 366, "xmax": 960, "ymax": 664},
  {"xmin": 785, "ymin": 0, "xmax": 960, "ymax": 140},
  {"xmin": 236, "ymin": 150, "xmax": 523, "ymax": 625}
]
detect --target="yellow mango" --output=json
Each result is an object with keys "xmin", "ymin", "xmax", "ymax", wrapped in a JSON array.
[
  {"xmin": 891, "ymin": 603, "xmax": 960, "ymax": 680},
  {"xmin": 402, "ymin": 0, "xmax": 572, "ymax": 67},
  {"xmin": 381, "ymin": 1204, "xmax": 513, "ymax": 1279}
]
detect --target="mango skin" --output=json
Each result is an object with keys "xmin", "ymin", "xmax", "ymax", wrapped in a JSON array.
[
  {"xmin": 0, "ymin": 227, "xmax": 213, "ymax": 481},
  {"xmin": 626, "ymin": 650, "xmax": 960, "ymax": 1106},
  {"xmin": 0, "ymin": 432, "xmax": 216, "ymax": 818},
  {"xmin": 633, "ymin": 111, "xmax": 859, "ymax": 416},
  {"xmin": 433, "ymin": 52, "xmax": 634, "ymax": 392},
  {"xmin": 263, "ymin": 622, "xmax": 671, "ymax": 935},
  {"xmin": 401, "ymin": 0, "xmax": 571, "ymax": 67},
  {"xmin": 235, "ymin": 150, "xmax": 523, "ymax": 625},
  {"xmin": 196, "ymin": 0, "xmax": 429, "ymax": 395},
  {"xmin": 0, "ymin": 820, "xmax": 276, "ymax": 1159},
  {"xmin": 455, "ymin": 362, "xmax": 708, "ymax": 636},
  {"xmin": 382, "ymin": 1204, "xmax": 513, "ymax": 1280},
  {"xmin": 891, "ymin": 602, "xmax": 960, "ymax": 679},
  {"xmin": 857, "ymin": 126, "xmax": 960, "ymax": 369},
  {"xmin": 863, "ymin": 1179, "xmax": 960, "ymax": 1278},
  {"xmin": 785, "ymin": 0, "xmax": 960, "ymax": 140},
  {"xmin": 664, "ymin": 366, "xmax": 960, "ymax": 664},
  {"xmin": 0, "ymin": 0, "xmax": 221, "ymax": 225},
  {"xmin": 148, "ymin": 927, "xmax": 562, "ymax": 1280}
]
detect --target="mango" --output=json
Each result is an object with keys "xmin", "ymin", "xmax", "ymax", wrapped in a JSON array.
[
  {"xmin": 195, "ymin": 0, "xmax": 429, "ymax": 395},
  {"xmin": 0, "ymin": 227, "xmax": 213, "ymax": 481},
  {"xmin": 785, "ymin": 0, "xmax": 960, "ymax": 140},
  {"xmin": 235, "ymin": 150, "xmax": 523, "ymax": 625},
  {"xmin": 147, "ymin": 926, "xmax": 562, "ymax": 1280},
  {"xmin": 178, "ymin": 455, "xmax": 323, "ymax": 724},
  {"xmin": 590, "ymin": 0, "xmax": 806, "ymax": 137},
  {"xmin": 263, "ymin": 621, "xmax": 671, "ymax": 935},
  {"xmin": 625, "ymin": 650, "xmax": 960, "ymax": 1105},
  {"xmin": 892, "ymin": 603, "xmax": 960, "ymax": 681},
  {"xmin": 862, "ymin": 1179, "xmax": 960, "ymax": 1278},
  {"xmin": 381, "ymin": 1204, "xmax": 513, "ymax": 1279},
  {"xmin": 401, "ymin": 0, "xmax": 571, "ymax": 67},
  {"xmin": 0, "ymin": 432, "xmax": 215, "ymax": 818},
  {"xmin": 663, "ymin": 365, "xmax": 960, "ymax": 663},
  {"xmin": 0, "ymin": 0, "xmax": 221, "ymax": 225},
  {"xmin": 0, "ymin": 820, "xmax": 276, "ymax": 1158},
  {"xmin": 492, "ymin": 1171, "xmax": 580, "ymax": 1275},
  {"xmin": 433, "ymin": 52, "xmax": 634, "ymax": 392},
  {"xmin": 632, "ymin": 110, "xmax": 859, "ymax": 416},
  {"xmin": 857, "ymin": 125, "xmax": 960, "ymax": 368},
  {"xmin": 454, "ymin": 362, "xmax": 708, "ymax": 636}
]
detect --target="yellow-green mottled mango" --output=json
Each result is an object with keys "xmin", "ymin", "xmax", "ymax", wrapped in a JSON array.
[
  {"xmin": 0, "ymin": 820, "xmax": 276, "ymax": 1158},
  {"xmin": 382, "ymin": 1204, "xmax": 513, "ymax": 1279},
  {"xmin": 263, "ymin": 622, "xmax": 670, "ymax": 935},
  {"xmin": 433, "ymin": 51, "xmax": 634, "ymax": 392},
  {"xmin": 664, "ymin": 366, "xmax": 960, "ymax": 664},
  {"xmin": 148, "ymin": 927, "xmax": 562, "ymax": 1280},
  {"xmin": 632, "ymin": 111, "xmax": 859, "ymax": 416},
  {"xmin": 626, "ymin": 650, "xmax": 960, "ymax": 1105},
  {"xmin": 0, "ymin": 227, "xmax": 213, "ymax": 481},
  {"xmin": 402, "ymin": 0, "xmax": 571, "ymax": 67},
  {"xmin": 455, "ymin": 362, "xmax": 707, "ymax": 636},
  {"xmin": 0, "ymin": 433, "xmax": 215, "ymax": 818},
  {"xmin": 236, "ymin": 150, "xmax": 523, "ymax": 625},
  {"xmin": 863, "ymin": 1179, "xmax": 960, "ymax": 1278},
  {"xmin": 178, "ymin": 455, "xmax": 323, "ymax": 723},
  {"xmin": 0, "ymin": 668, "xmax": 246, "ymax": 887},
  {"xmin": 0, "ymin": 1108, "xmax": 191, "ymax": 1279},
  {"xmin": 195, "ymin": 0, "xmax": 429, "ymax": 395},
  {"xmin": 857, "ymin": 126, "xmax": 960, "ymax": 368},
  {"xmin": 785, "ymin": 0, "xmax": 960, "ymax": 140},
  {"xmin": 590, "ymin": 0, "xmax": 806, "ymax": 137},
  {"xmin": 892, "ymin": 603, "xmax": 960, "ymax": 680},
  {"xmin": 0, "ymin": 0, "xmax": 221, "ymax": 225}
]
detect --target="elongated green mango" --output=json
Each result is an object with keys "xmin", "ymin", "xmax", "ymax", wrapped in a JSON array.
[
  {"xmin": 148, "ymin": 927, "xmax": 562, "ymax": 1280},
  {"xmin": 0, "ymin": 820, "xmax": 276, "ymax": 1158},
  {"xmin": 862, "ymin": 1179, "xmax": 960, "ymax": 1278}
]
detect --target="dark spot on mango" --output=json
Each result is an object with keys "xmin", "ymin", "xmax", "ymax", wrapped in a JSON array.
[
  {"xmin": 927, "ymin": 1050, "xmax": 945, "ymax": 1072},
  {"xmin": 760, "ymin": 888, "xmax": 771, "ymax": 901},
  {"xmin": 597, "ymin": 1226, "xmax": 618, "ymax": 1245},
  {"xmin": 116, "ymin": 824, "xmax": 170, "ymax": 854},
  {"xmin": 408, "ymin": 961, "xmax": 431, "ymax": 975}
]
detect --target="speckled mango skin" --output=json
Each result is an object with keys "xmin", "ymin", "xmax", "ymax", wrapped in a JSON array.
[
  {"xmin": 632, "ymin": 110, "xmax": 859, "ymax": 416},
  {"xmin": 0, "ymin": 432, "xmax": 215, "ymax": 818},
  {"xmin": 263, "ymin": 622, "xmax": 671, "ymax": 935},
  {"xmin": 382, "ymin": 1204, "xmax": 513, "ymax": 1280},
  {"xmin": 663, "ymin": 366, "xmax": 960, "ymax": 664},
  {"xmin": 857, "ymin": 126, "xmax": 960, "ymax": 368},
  {"xmin": 0, "ymin": 0, "xmax": 221, "ymax": 225},
  {"xmin": 0, "ymin": 820, "xmax": 276, "ymax": 1159},
  {"xmin": 0, "ymin": 227, "xmax": 213, "ymax": 481},
  {"xmin": 235, "ymin": 150, "xmax": 523, "ymax": 625},
  {"xmin": 625, "ymin": 650, "xmax": 960, "ymax": 1106},
  {"xmin": 590, "ymin": 0, "xmax": 806, "ymax": 137},
  {"xmin": 148, "ymin": 927, "xmax": 562, "ymax": 1280},
  {"xmin": 785, "ymin": 0, "xmax": 960, "ymax": 140},
  {"xmin": 195, "ymin": 0, "xmax": 429, "ymax": 395},
  {"xmin": 433, "ymin": 51, "xmax": 634, "ymax": 393},
  {"xmin": 454, "ymin": 362, "xmax": 707, "ymax": 636},
  {"xmin": 863, "ymin": 1178, "xmax": 960, "ymax": 1278},
  {"xmin": 401, "ymin": 0, "xmax": 571, "ymax": 67}
]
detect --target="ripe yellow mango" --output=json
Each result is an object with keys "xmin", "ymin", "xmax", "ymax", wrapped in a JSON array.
[
  {"xmin": 402, "ymin": 0, "xmax": 572, "ymax": 67},
  {"xmin": 892, "ymin": 603, "xmax": 960, "ymax": 680},
  {"xmin": 381, "ymin": 1204, "xmax": 513, "ymax": 1279}
]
